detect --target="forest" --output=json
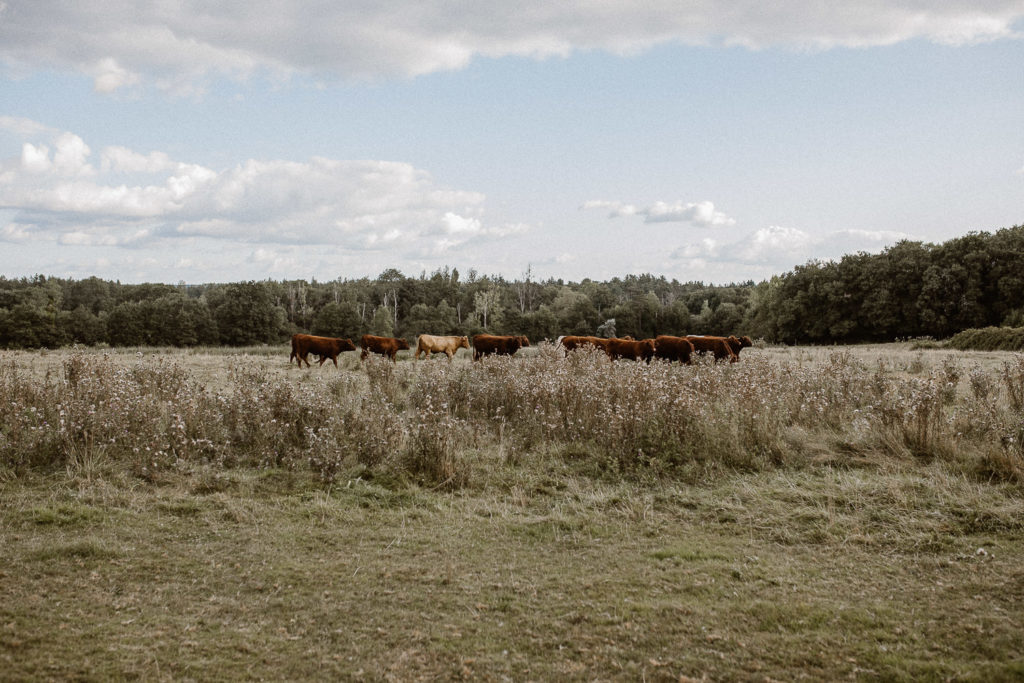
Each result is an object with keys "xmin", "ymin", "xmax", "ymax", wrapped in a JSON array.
[{"xmin": 1, "ymin": 224, "xmax": 1022, "ymax": 349}]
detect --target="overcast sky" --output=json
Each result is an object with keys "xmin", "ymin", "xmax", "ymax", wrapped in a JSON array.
[{"xmin": 2, "ymin": 1, "xmax": 1023, "ymax": 284}]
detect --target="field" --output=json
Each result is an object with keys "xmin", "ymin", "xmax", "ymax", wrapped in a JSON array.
[{"xmin": 2, "ymin": 343, "xmax": 1023, "ymax": 680}]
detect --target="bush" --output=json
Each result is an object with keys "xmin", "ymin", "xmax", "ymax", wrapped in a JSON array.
[{"xmin": 946, "ymin": 326, "xmax": 1024, "ymax": 351}]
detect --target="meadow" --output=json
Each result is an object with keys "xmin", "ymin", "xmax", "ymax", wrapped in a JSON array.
[{"xmin": 1, "ymin": 343, "xmax": 1023, "ymax": 680}]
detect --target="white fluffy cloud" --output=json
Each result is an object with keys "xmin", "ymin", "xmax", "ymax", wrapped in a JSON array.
[
  {"xmin": 583, "ymin": 199, "xmax": 735, "ymax": 227},
  {"xmin": 0, "ymin": 121, "xmax": 518, "ymax": 256},
  {"xmin": 671, "ymin": 224, "xmax": 911, "ymax": 270},
  {"xmin": 1, "ymin": 2, "xmax": 1021, "ymax": 90}
]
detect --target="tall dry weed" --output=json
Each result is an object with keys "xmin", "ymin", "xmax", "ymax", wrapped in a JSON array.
[{"xmin": 4, "ymin": 347, "xmax": 1024, "ymax": 487}]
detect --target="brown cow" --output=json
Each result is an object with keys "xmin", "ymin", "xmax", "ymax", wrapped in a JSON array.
[
  {"xmin": 685, "ymin": 335, "xmax": 738, "ymax": 362},
  {"xmin": 654, "ymin": 335, "xmax": 695, "ymax": 364},
  {"xmin": 560, "ymin": 335, "xmax": 604, "ymax": 353},
  {"xmin": 290, "ymin": 334, "xmax": 357, "ymax": 368},
  {"xmin": 607, "ymin": 337, "xmax": 655, "ymax": 362},
  {"xmin": 415, "ymin": 334, "xmax": 470, "ymax": 360},
  {"xmin": 726, "ymin": 335, "xmax": 754, "ymax": 358},
  {"xmin": 471, "ymin": 334, "xmax": 528, "ymax": 361},
  {"xmin": 360, "ymin": 334, "xmax": 410, "ymax": 362}
]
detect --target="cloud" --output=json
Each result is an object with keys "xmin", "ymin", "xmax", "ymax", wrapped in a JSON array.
[
  {"xmin": 671, "ymin": 224, "xmax": 911, "ymax": 269},
  {"xmin": 583, "ymin": 198, "xmax": 735, "ymax": 227},
  {"xmin": 0, "ymin": 116, "xmax": 57, "ymax": 138},
  {"xmin": 0, "ymin": 120, "xmax": 521, "ymax": 256},
  {"xmin": 1, "ymin": 3, "xmax": 1021, "ymax": 90},
  {"xmin": 581, "ymin": 200, "xmax": 638, "ymax": 218},
  {"xmin": 89, "ymin": 57, "xmax": 140, "ymax": 93}
]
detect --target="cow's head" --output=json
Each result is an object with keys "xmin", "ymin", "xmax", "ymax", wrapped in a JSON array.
[
  {"xmin": 338, "ymin": 337, "xmax": 357, "ymax": 351},
  {"xmin": 517, "ymin": 335, "xmax": 530, "ymax": 347},
  {"xmin": 458, "ymin": 336, "xmax": 470, "ymax": 349},
  {"xmin": 397, "ymin": 338, "xmax": 411, "ymax": 350}
]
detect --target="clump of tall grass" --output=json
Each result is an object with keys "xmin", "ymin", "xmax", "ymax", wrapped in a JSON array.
[{"xmin": 1002, "ymin": 355, "xmax": 1024, "ymax": 412}]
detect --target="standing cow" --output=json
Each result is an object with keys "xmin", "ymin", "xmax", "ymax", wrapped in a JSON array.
[
  {"xmin": 607, "ymin": 337, "xmax": 656, "ymax": 362},
  {"xmin": 290, "ymin": 334, "xmax": 357, "ymax": 368},
  {"xmin": 360, "ymin": 334, "xmax": 410, "ymax": 362},
  {"xmin": 471, "ymin": 334, "xmax": 529, "ymax": 361},
  {"xmin": 559, "ymin": 336, "xmax": 611, "ymax": 355},
  {"xmin": 415, "ymin": 334, "xmax": 470, "ymax": 360},
  {"xmin": 654, "ymin": 335, "xmax": 695, "ymax": 364},
  {"xmin": 726, "ymin": 335, "xmax": 754, "ymax": 358},
  {"xmin": 685, "ymin": 335, "xmax": 738, "ymax": 362}
]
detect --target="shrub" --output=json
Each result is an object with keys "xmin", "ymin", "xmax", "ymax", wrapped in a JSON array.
[{"xmin": 947, "ymin": 327, "xmax": 1024, "ymax": 351}]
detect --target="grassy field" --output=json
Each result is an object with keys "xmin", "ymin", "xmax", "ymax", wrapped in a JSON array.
[{"xmin": 2, "ymin": 344, "xmax": 1023, "ymax": 680}]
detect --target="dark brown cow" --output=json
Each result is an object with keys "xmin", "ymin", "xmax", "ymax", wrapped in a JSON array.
[
  {"xmin": 654, "ymin": 335, "xmax": 695, "ymax": 364},
  {"xmin": 685, "ymin": 335, "xmax": 738, "ymax": 362},
  {"xmin": 471, "ymin": 334, "xmax": 527, "ymax": 361},
  {"xmin": 607, "ymin": 337, "xmax": 655, "ymax": 362},
  {"xmin": 559, "ymin": 335, "xmax": 610, "ymax": 354},
  {"xmin": 360, "ymin": 334, "xmax": 410, "ymax": 362},
  {"xmin": 290, "ymin": 334, "xmax": 357, "ymax": 368},
  {"xmin": 726, "ymin": 335, "xmax": 754, "ymax": 358}
]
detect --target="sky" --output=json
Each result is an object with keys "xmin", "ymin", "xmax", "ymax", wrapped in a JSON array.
[{"xmin": 1, "ymin": 1, "xmax": 1023, "ymax": 285}]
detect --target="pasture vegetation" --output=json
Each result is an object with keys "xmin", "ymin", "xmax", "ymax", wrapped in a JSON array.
[{"xmin": 1, "ymin": 344, "xmax": 1023, "ymax": 680}]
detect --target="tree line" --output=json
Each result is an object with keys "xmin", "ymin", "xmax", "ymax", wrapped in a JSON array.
[{"xmin": 1, "ymin": 225, "xmax": 1022, "ymax": 349}]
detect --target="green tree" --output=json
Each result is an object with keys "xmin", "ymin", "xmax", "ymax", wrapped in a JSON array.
[
  {"xmin": 369, "ymin": 305, "xmax": 394, "ymax": 337},
  {"xmin": 313, "ymin": 302, "xmax": 363, "ymax": 339},
  {"xmin": 210, "ymin": 282, "xmax": 286, "ymax": 346}
]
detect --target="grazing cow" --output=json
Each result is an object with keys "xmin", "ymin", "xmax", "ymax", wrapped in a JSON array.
[
  {"xmin": 654, "ymin": 335, "xmax": 695, "ymax": 364},
  {"xmin": 607, "ymin": 337, "xmax": 656, "ymax": 362},
  {"xmin": 415, "ymin": 334, "xmax": 470, "ymax": 360},
  {"xmin": 685, "ymin": 335, "xmax": 738, "ymax": 362},
  {"xmin": 360, "ymin": 334, "xmax": 410, "ymax": 362},
  {"xmin": 290, "ymin": 334, "xmax": 357, "ymax": 368},
  {"xmin": 727, "ymin": 335, "xmax": 754, "ymax": 358},
  {"xmin": 471, "ymin": 334, "xmax": 527, "ymax": 361}
]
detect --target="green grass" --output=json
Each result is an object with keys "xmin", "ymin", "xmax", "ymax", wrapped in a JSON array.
[{"xmin": 2, "ymin": 464, "xmax": 1023, "ymax": 680}]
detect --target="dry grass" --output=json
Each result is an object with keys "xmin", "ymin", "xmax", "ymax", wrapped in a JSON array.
[{"xmin": 1, "ymin": 344, "xmax": 1023, "ymax": 679}]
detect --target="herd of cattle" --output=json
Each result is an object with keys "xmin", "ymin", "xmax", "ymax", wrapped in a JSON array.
[{"xmin": 289, "ymin": 332, "xmax": 753, "ymax": 368}]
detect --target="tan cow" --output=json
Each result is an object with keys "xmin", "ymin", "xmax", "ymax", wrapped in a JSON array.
[{"xmin": 415, "ymin": 334, "xmax": 470, "ymax": 360}]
